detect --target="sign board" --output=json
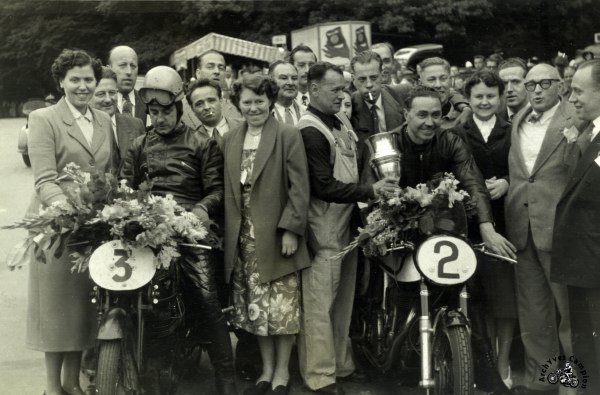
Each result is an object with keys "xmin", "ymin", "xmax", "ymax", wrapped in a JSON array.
[
  {"xmin": 272, "ymin": 35, "xmax": 287, "ymax": 46},
  {"xmin": 291, "ymin": 21, "xmax": 371, "ymax": 67}
]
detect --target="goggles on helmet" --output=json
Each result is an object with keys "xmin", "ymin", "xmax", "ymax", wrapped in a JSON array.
[{"xmin": 140, "ymin": 88, "xmax": 176, "ymax": 106}]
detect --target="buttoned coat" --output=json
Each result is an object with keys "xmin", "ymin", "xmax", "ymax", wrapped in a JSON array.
[
  {"xmin": 551, "ymin": 122, "xmax": 600, "ymax": 287},
  {"xmin": 222, "ymin": 116, "xmax": 310, "ymax": 284},
  {"xmin": 26, "ymin": 97, "xmax": 115, "ymax": 351},
  {"xmin": 454, "ymin": 114, "xmax": 511, "ymax": 235},
  {"xmin": 132, "ymin": 89, "xmax": 147, "ymax": 123},
  {"xmin": 505, "ymin": 100, "xmax": 581, "ymax": 251}
]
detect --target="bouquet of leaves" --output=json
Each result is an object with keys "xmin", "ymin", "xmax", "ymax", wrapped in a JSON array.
[
  {"xmin": 4, "ymin": 163, "xmax": 220, "ymax": 272},
  {"xmin": 338, "ymin": 173, "xmax": 477, "ymax": 258}
]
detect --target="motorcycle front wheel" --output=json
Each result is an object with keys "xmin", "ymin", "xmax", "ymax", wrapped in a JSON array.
[
  {"xmin": 432, "ymin": 325, "xmax": 474, "ymax": 395},
  {"xmin": 96, "ymin": 339, "xmax": 139, "ymax": 395}
]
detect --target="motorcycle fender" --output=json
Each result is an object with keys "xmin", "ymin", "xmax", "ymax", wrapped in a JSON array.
[
  {"xmin": 435, "ymin": 309, "xmax": 469, "ymax": 330},
  {"xmin": 97, "ymin": 308, "xmax": 127, "ymax": 340}
]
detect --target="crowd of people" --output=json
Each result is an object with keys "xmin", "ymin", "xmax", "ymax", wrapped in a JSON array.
[{"xmin": 23, "ymin": 39, "xmax": 600, "ymax": 395}]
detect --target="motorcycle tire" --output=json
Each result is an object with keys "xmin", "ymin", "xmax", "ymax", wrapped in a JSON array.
[
  {"xmin": 432, "ymin": 325, "xmax": 474, "ymax": 395},
  {"xmin": 547, "ymin": 372, "xmax": 559, "ymax": 384},
  {"xmin": 96, "ymin": 339, "xmax": 139, "ymax": 395},
  {"xmin": 570, "ymin": 377, "xmax": 579, "ymax": 388}
]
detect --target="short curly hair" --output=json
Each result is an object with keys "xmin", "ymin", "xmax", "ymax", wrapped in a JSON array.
[
  {"xmin": 230, "ymin": 74, "xmax": 278, "ymax": 112},
  {"xmin": 51, "ymin": 49, "xmax": 102, "ymax": 93}
]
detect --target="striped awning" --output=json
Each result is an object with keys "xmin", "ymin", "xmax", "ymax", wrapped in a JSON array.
[{"xmin": 170, "ymin": 33, "xmax": 282, "ymax": 70}]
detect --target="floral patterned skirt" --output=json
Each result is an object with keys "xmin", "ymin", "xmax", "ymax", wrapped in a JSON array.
[{"xmin": 231, "ymin": 232, "xmax": 300, "ymax": 336}]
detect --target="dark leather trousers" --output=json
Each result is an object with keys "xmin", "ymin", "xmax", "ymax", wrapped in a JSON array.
[{"xmin": 180, "ymin": 248, "xmax": 236, "ymax": 395}]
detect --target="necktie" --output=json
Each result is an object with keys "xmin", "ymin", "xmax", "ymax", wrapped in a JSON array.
[
  {"xmin": 370, "ymin": 104, "xmax": 380, "ymax": 133},
  {"xmin": 212, "ymin": 127, "xmax": 222, "ymax": 146},
  {"xmin": 122, "ymin": 94, "xmax": 133, "ymax": 116},
  {"xmin": 302, "ymin": 95, "xmax": 308, "ymax": 107},
  {"xmin": 284, "ymin": 107, "xmax": 294, "ymax": 125},
  {"xmin": 527, "ymin": 112, "xmax": 542, "ymax": 123}
]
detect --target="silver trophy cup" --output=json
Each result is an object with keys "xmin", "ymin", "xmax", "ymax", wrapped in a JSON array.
[{"xmin": 367, "ymin": 132, "xmax": 402, "ymax": 180}]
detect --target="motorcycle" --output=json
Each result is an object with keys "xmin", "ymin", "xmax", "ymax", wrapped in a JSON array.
[
  {"xmin": 547, "ymin": 362, "xmax": 579, "ymax": 388},
  {"xmin": 87, "ymin": 240, "xmax": 214, "ymax": 395},
  {"xmin": 352, "ymin": 232, "xmax": 515, "ymax": 395}
]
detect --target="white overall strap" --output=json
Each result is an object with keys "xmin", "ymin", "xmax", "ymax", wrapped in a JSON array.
[{"xmin": 298, "ymin": 112, "xmax": 339, "ymax": 165}]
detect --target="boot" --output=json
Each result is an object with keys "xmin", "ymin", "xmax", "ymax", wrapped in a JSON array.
[
  {"xmin": 206, "ymin": 316, "xmax": 238, "ymax": 395},
  {"xmin": 470, "ymin": 305, "xmax": 512, "ymax": 395}
]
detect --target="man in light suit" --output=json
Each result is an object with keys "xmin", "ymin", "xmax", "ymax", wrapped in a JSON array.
[
  {"xmin": 551, "ymin": 59, "xmax": 600, "ymax": 392},
  {"xmin": 108, "ymin": 46, "xmax": 147, "ymax": 123},
  {"xmin": 350, "ymin": 50, "xmax": 405, "ymax": 168},
  {"xmin": 182, "ymin": 50, "xmax": 242, "ymax": 130},
  {"xmin": 506, "ymin": 64, "xmax": 580, "ymax": 395},
  {"xmin": 185, "ymin": 78, "xmax": 242, "ymax": 152},
  {"xmin": 90, "ymin": 67, "xmax": 145, "ymax": 171}
]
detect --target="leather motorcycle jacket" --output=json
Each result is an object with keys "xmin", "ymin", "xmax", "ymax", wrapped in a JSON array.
[
  {"xmin": 363, "ymin": 125, "xmax": 493, "ymax": 224},
  {"xmin": 121, "ymin": 123, "xmax": 224, "ymax": 217}
]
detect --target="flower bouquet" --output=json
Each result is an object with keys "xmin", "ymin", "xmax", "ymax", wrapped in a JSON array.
[
  {"xmin": 3, "ymin": 163, "xmax": 220, "ymax": 272},
  {"xmin": 338, "ymin": 173, "xmax": 477, "ymax": 258}
]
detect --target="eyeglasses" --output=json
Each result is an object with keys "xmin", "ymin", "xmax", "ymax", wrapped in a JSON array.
[
  {"xmin": 139, "ymin": 88, "xmax": 176, "ymax": 106},
  {"xmin": 524, "ymin": 79, "xmax": 560, "ymax": 92}
]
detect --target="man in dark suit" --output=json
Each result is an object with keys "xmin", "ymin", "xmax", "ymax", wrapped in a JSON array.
[
  {"xmin": 371, "ymin": 42, "xmax": 395, "ymax": 85},
  {"xmin": 269, "ymin": 61, "xmax": 302, "ymax": 126},
  {"xmin": 185, "ymin": 78, "xmax": 242, "ymax": 152},
  {"xmin": 350, "ymin": 50, "xmax": 405, "ymax": 168},
  {"xmin": 182, "ymin": 50, "xmax": 242, "ymax": 130},
  {"xmin": 552, "ymin": 59, "xmax": 600, "ymax": 392},
  {"xmin": 290, "ymin": 45, "xmax": 317, "ymax": 112},
  {"xmin": 506, "ymin": 64, "xmax": 580, "ymax": 395},
  {"xmin": 108, "ymin": 46, "xmax": 147, "ymax": 123},
  {"xmin": 90, "ymin": 67, "xmax": 145, "ymax": 170},
  {"xmin": 498, "ymin": 58, "xmax": 530, "ymax": 121}
]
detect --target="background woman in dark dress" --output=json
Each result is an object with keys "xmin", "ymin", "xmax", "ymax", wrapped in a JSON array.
[{"xmin": 455, "ymin": 70, "xmax": 516, "ymax": 388}]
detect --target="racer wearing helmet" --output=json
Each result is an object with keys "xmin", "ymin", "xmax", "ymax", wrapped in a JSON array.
[{"xmin": 121, "ymin": 66, "xmax": 237, "ymax": 395}]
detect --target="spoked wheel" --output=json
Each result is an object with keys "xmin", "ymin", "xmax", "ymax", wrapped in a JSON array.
[
  {"xmin": 432, "ymin": 325, "xmax": 474, "ymax": 395},
  {"xmin": 96, "ymin": 340, "xmax": 139, "ymax": 395}
]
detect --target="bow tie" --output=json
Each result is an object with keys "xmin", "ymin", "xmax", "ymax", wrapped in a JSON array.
[{"xmin": 527, "ymin": 112, "xmax": 542, "ymax": 123}]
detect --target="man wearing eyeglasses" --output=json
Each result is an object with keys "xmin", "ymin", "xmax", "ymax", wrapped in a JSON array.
[
  {"xmin": 506, "ymin": 63, "xmax": 580, "ymax": 395},
  {"xmin": 350, "ymin": 50, "xmax": 405, "ymax": 168}
]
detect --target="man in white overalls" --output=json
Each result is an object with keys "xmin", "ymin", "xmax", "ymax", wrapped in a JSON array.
[{"xmin": 297, "ymin": 62, "xmax": 398, "ymax": 395}]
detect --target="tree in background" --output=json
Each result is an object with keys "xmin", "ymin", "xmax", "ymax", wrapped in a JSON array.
[{"xmin": 1, "ymin": 0, "xmax": 600, "ymax": 114}]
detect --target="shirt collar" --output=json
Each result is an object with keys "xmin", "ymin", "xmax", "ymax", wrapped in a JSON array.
[
  {"xmin": 365, "ymin": 94, "xmax": 383, "ymax": 110},
  {"xmin": 64, "ymin": 97, "xmax": 92, "ymax": 122},
  {"xmin": 473, "ymin": 114, "xmax": 496, "ymax": 127},
  {"xmin": 592, "ymin": 116, "xmax": 600, "ymax": 140},
  {"xmin": 307, "ymin": 104, "xmax": 341, "ymax": 130},
  {"xmin": 118, "ymin": 91, "xmax": 135, "ymax": 106},
  {"xmin": 532, "ymin": 100, "xmax": 560, "ymax": 124},
  {"xmin": 216, "ymin": 116, "xmax": 227, "ymax": 131}
]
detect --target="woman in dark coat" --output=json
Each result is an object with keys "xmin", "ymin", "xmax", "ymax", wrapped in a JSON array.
[
  {"xmin": 223, "ymin": 75, "xmax": 310, "ymax": 395},
  {"xmin": 26, "ymin": 49, "xmax": 112, "ymax": 395},
  {"xmin": 454, "ymin": 70, "xmax": 516, "ymax": 388}
]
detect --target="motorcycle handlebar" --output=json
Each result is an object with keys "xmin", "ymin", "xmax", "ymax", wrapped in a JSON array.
[{"xmin": 472, "ymin": 243, "xmax": 517, "ymax": 265}]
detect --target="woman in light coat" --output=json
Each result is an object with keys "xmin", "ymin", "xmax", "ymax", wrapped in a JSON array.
[{"xmin": 26, "ymin": 49, "xmax": 114, "ymax": 395}]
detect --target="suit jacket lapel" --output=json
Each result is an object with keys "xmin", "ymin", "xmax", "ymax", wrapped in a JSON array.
[
  {"xmin": 58, "ymin": 98, "xmax": 93, "ymax": 157},
  {"xmin": 226, "ymin": 122, "xmax": 245, "ymax": 210},
  {"xmin": 115, "ymin": 114, "xmax": 128, "ymax": 159},
  {"xmin": 464, "ymin": 116, "xmax": 487, "ymax": 145},
  {"xmin": 382, "ymin": 89, "xmax": 403, "ymax": 130},
  {"xmin": 562, "ymin": 134, "xmax": 600, "ymax": 197},
  {"xmin": 251, "ymin": 116, "xmax": 277, "ymax": 183},
  {"xmin": 511, "ymin": 107, "xmax": 531, "ymax": 173},
  {"xmin": 530, "ymin": 103, "xmax": 571, "ymax": 175},
  {"xmin": 90, "ymin": 108, "xmax": 107, "ymax": 156}
]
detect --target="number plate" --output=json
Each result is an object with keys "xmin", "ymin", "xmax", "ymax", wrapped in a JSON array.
[
  {"xmin": 89, "ymin": 240, "xmax": 156, "ymax": 291},
  {"xmin": 415, "ymin": 235, "xmax": 477, "ymax": 285}
]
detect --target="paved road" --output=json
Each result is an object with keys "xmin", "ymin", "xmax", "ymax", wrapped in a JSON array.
[{"xmin": 0, "ymin": 117, "xmax": 486, "ymax": 395}]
